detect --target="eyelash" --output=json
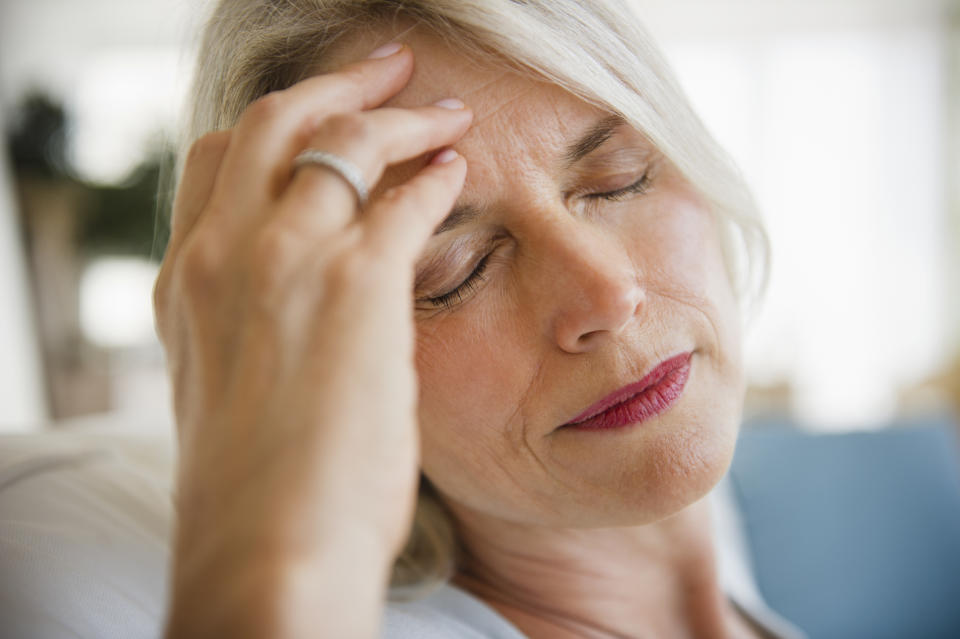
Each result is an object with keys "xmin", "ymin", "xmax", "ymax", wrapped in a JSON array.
[
  {"xmin": 583, "ymin": 171, "xmax": 652, "ymax": 202},
  {"xmin": 419, "ymin": 171, "xmax": 651, "ymax": 311},
  {"xmin": 420, "ymin": 253, "xmax": 492, "ymax": 310}
]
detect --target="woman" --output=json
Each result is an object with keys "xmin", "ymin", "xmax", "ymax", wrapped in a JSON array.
[{"xmin": 153, "ymin": 1, "xmax": 799, "ymax": 637}]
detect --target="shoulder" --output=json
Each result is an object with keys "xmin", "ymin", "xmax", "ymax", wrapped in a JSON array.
[
  {"xmin": 382, "ymin": 583, "xmax": 528, "ymax": 639},
  {"xmin": 0, "ymin": 431, "xmax": 174, "ymax": 639}
]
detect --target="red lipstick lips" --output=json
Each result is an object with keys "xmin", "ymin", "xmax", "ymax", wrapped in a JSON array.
[{"xmin": 561, "ymin": 352, "xmax": 693, "ymax": 431}]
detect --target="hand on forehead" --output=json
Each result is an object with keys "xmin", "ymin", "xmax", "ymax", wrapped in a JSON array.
[
  {"xmin": 330, "ymin": 28, "xmax": 608, "ymax": 213},
  {"xmin": 326, "ymin": 27, "xmax": 573, "ymax": 127}
]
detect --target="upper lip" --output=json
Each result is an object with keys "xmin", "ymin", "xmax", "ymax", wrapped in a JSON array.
[{"xmin": 560, "ymin": 351, "xmax": 693, "ymax": 427}]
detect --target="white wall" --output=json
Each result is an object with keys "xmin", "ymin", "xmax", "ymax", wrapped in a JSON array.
[
  {"xmin": 0, "ymin": 0, "xmax": 955, "ymax": 431},
  {"xmin": 641, "ymin": 0, "xmax": 956, "ymax": 429},
  {"xmin": 0, "ymin": 99, "xmax": 49, "ymax": 431}
]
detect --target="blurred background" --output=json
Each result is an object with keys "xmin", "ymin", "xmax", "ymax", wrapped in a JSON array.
[{"xmin": 0, "ymin": 0, "xmax": 958, "ymax": 434}]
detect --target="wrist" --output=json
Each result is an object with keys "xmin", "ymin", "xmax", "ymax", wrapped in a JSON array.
[{"xmin": 166, "ymin": 524, "xmax": 396, "ymax": 639}]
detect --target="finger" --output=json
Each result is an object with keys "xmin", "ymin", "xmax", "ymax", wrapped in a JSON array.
[
  {"xmin": 154, "ymin": 130, "xmax": 231, "ymax": 326},
  {"xmin": 212, "ymin": 44, "xmax": 414, "ymax": 214},
  {"xmin": 363, "ymin": 149, "xmax": 468, "ymax": 262},
  {"xmin": 276, "ymin": 102, "xmax": 472, "ymax": 235},
  {"xmin": 165, "ymin": 130, "xmax": 232, "ymax": 261}
]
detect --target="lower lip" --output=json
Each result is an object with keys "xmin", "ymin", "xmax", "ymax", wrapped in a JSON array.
[{"xmin": 563, "ymin": 357, "xmax": 692, "ymax": 432}]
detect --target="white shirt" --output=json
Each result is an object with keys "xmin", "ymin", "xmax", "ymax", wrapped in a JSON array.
[
  {"xmin": 0, "ymin": 428, "xmax": 806, "ymax": 639},
  {"xmin": 382, "ymin": 578, "xmax": 806, "ymax": 639}
]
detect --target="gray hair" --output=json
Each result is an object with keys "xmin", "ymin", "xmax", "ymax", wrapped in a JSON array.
[{"xmin": 177, "ymin": 0, "xmax": 769, "ymax": 595}]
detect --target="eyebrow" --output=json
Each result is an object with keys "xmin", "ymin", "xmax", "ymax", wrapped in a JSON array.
[
  {"xmin": 431, "ymin": 114, "xmax": 626, "ymax": 236},
  {"xmin": 433, "ymin": 202, "xmax": 483, "ymax": 235},
  {"xmin": 563, "ymin": 114, "xmax": 625, "ymax": 165}
]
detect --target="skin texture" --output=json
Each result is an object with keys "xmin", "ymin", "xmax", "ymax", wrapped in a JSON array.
[
  {"xmin": 333, "ymin": 28, "xmax": 753, "ymax": 639},
  {"xmin": 156, "ymin": 22, "xmax": 759, "ymax": 639},
  {"xmin": 155, "ymin": 43, "xmax": 474, "ymax": 638}
]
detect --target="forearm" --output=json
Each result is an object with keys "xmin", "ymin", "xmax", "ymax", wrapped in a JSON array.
[
  {"xmin": 153, "ymin": 39, "xmax": 449, "ymax": 639},
  {"xmin": 164, "ymin": 527, "xmax": 393, "ymax": 639}
]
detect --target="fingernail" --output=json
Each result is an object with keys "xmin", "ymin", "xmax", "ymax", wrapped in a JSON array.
[
  {"xmin": 367, "ymin": 42, "xmax": 403, "ymax": 59},
  {"xmin": 433, "ymin": 98, "xmax": 466, "ymax": 110},
  {"xmin": 431, "ymin": 149, "xmax": 460, "ymax": 165}
]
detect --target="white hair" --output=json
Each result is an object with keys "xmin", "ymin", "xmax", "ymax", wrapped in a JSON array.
[{"xmin": 176, "ymin": 0, "xmax": 770, "ymax": 596}]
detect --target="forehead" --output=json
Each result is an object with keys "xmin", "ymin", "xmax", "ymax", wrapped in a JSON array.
[{"xmin": 327, "ymin": 26, "xmax": 606, "ymax": 165}]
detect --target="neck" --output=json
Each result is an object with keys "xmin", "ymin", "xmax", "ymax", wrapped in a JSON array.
[{"xmin": 447, "ymin": 497, "xmax": 734, "ymax": 639}]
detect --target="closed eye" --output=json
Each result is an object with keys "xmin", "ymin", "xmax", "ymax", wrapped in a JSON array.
[
  {"xmin": 417, "ymin": 252, "xmax": 492, "ymax": 310},
  {"xmin": 417, "ymin": 173, "xmax": 651, "ymax": 312},
  {"xmin": 584, "ymin": 172, "xmax": 651, "ymax": 202}
]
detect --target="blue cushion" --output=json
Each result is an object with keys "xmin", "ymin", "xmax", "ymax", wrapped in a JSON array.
[{"xmin": 730, "ymin": 416, "xmax": 960, "ymax": 639}]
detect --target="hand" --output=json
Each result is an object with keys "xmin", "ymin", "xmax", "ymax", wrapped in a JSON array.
[{"xmin": 153, "ymin": 44, "xmax": 472, "ymax": 637}]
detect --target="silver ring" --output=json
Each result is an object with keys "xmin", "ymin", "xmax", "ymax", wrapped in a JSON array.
[{"xmin": 293, "ymin": 149, "xmax": 369, "ymax": 207}]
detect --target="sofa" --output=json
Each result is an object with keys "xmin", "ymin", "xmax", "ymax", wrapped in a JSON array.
[{"xmin": 0, "ymin": 413, "xmax": 957, "ymax": 639}]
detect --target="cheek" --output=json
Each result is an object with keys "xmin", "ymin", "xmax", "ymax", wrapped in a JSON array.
[
  {"xmin": 635, "ymin": 197, "xmax": 730, "ymax": 307},
  {"xmin": 564, "ymin": 193, "xmax": 744, "ymax": 517},
  {"xmin": 413, "ymin": 308, "xmax": 534, "ymax": 494},
  {"xmin": 411, "ymin": 189, "xmax": 746, "ymax": 527},
  {"xmin": 414, "ymin": 317, "xmax": 498, "ymax": 430},
  {"xmin": 654, "ymin": 198, "xmax": 745, "ymax": 459},
  {"xmin": 630, "ymin": 191, "xmax": 743, "ymax": 380}
]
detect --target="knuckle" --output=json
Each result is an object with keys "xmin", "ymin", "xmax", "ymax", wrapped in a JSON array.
[
  {"xmin": 376, "ymin": 182, "xmax": 434, "ymax": 225},
  {"xmin": 317, "ymin": 111, "xmax": 371, "ymax": 147},
  {"xmin": 249, "ymin": 225, "xmax": 299, "ymax": 294},
  {"xmin": 177, "ymin": 235, "xmax": 227, "ymax": 303},
  {"xmin": 324, "ymin": 250, "xmax": 377, "ymax": 293},
  {"xmin": 185, "ymin": 131, "xmax": 229, "ymax": 167},
  {"xmin": 242, "ymin": 91, "xmax": 287, "ymax": 126},
  {"xmin": 152, "ymin": 270, "xmax": 170, "ymax": 338},
  {"xmin": 380, "ymin": 183, "xmax": 416, "ymax": 206},
  {"xmin": 336, "ymin": 68, "xmax": 367, "ymax": 100},
  {"xmin": 251, "ymin": 225, "xmax": 297, "ymax": 267},
  {"xmin": 152, "ymin": 267, "xmax": 170, "ymax": 316}
]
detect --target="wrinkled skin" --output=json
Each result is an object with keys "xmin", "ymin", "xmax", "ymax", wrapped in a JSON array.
[
  {"xmin": 158, "ymin": 18, "xmax": 750, "ymax": 638},
  {"xmin": 333, "ymin": 30, "xmax": 746, "ymax": 531}
]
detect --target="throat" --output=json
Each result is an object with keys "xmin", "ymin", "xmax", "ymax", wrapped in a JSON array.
[
  {"xmin": 450, "ymin": 554, "xmax": 736, "ymax": 639},
  {"xmin": 442, "ymin": 494, "xmax": 745, "ymax": 638}
]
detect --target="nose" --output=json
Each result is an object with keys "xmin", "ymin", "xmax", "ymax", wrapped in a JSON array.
[{"xmin": 542, "ymin": 226, "xmax": 646, "ymax": 353}]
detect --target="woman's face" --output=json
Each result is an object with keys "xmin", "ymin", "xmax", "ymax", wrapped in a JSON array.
[{"xmin": 345, "ymin": 31, "xmax": 745, "ymax": 528}]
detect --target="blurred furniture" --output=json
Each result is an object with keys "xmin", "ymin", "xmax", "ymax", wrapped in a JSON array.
[
  {"xmin": 0, "ymin": 414, "xmax": 958, "ymax": 638},
  {"xmin": 729, "ymin": 415, "xmax": 960, "ymax": 639},
  {"xmin": 0, "ymin": 422, "xmax": 173, "ymax": 638},
  {"xmin": 0, "ymin": 106, "xmax": 48, "ymax": 430},
  {"xmin": 5, "ymin": 92, "xmax": 172, "ymax": 425}
]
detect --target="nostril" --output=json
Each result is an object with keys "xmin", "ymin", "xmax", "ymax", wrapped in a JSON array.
[
  {"xmin": 551, "ymin": 274, "xmax": 646, "ymax": 353},
  {"xmin": 578, "ymin": 330, "xmax": 603, "ymax": 347}
]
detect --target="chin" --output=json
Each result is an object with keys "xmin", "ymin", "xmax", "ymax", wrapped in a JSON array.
[
  {"xmin": 426, "ymin": 351, "xmax": 747, "ymax": 531},
  {"xmin": 630, "ymin": 410, "xmax": 740, "ymax": 524},
  {"xmin": 428, "ymin": 412, "xmax": 741, "ymax": 532},
  {"xmin": 534, "ymin": 356, "xmax": 744, "ymax": 528},
  {"xmin": 549, "ymin": 416, "xmax": 740, "ymax": 528}
]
